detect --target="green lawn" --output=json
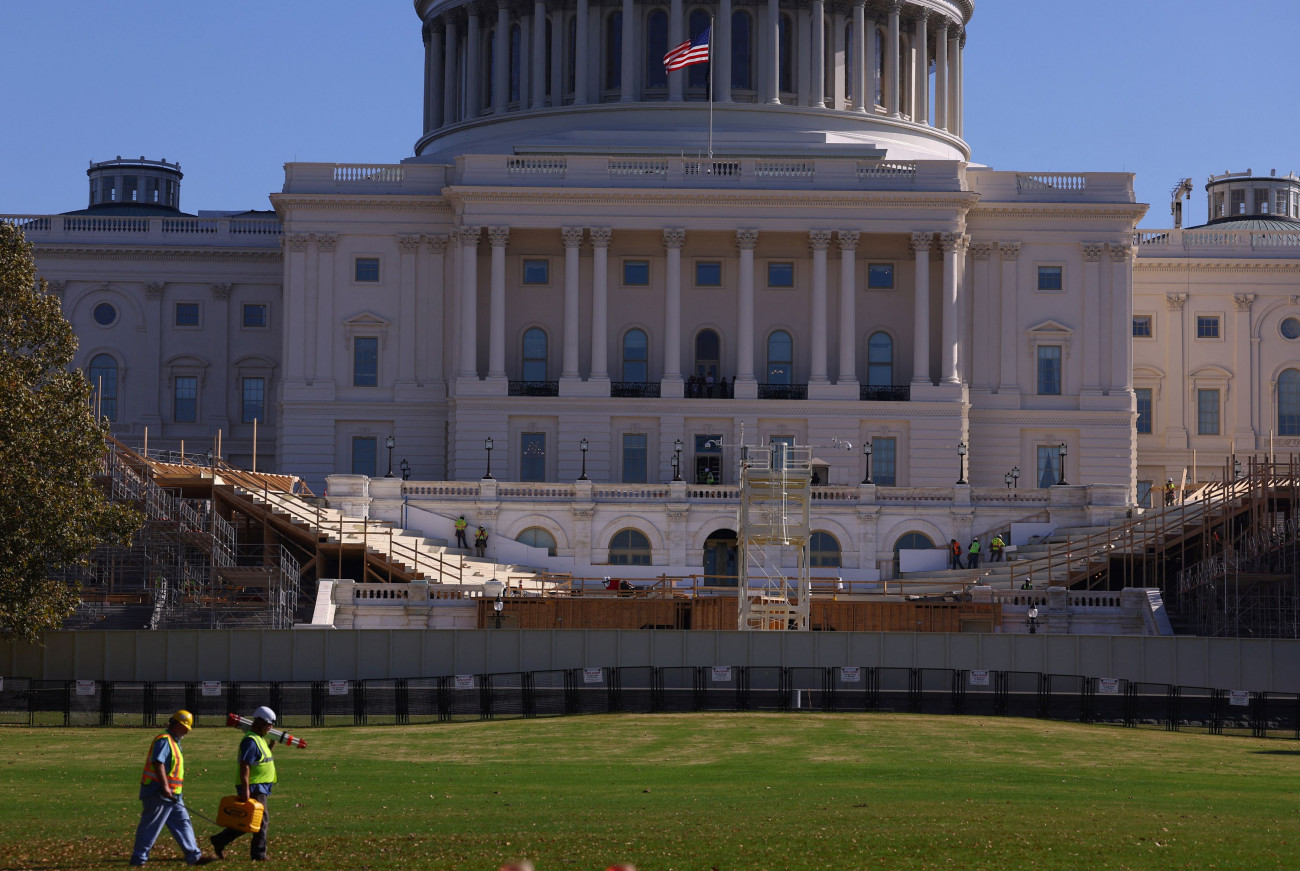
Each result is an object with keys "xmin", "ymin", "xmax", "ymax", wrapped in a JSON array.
[{"xmin": 0, "ymin": 714, "xmax": 1295, "ymax": 870}]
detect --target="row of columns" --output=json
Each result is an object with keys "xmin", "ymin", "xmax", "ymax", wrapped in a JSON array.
[{"xmin": 422, "ymin": 0, "xmax": 965, "ymax": 134}]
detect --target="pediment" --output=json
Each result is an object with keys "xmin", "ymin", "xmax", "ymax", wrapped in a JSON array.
[{"xmin": 1026, "ymin": 319, "xmax": 1072, "ymax": 335}]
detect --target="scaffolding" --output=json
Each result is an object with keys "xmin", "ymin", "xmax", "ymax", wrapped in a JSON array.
[{"xmin": 737, "ymin": 441, "xmax": 812, "ymax": 631}]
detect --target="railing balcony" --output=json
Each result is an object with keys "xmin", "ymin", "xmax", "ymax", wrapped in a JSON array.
[
  {"xmin": 508, "ymin": 380, "xmax": 559, "ymax": 397},
  {"xmin": 860, "ymin": 385, "xmax": 911, "ymax": 402},
  {"xmin": 685, "ymin": 378, "xmax": 734, "ymax": 399},
  {"xmin": 611, "ymin": 381, "xmax": 661, "ymax": 398},
  {"xmin": 757, "ymin": 383, "xmax": 808, "ymax": 400}
]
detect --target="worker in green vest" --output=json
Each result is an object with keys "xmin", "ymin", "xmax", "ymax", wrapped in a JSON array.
[
  {"xmin": 454, "ymin": 515, "xmax": 469, "ymax": 549},
  {"xmin": 967, "ymin": 537, "xmax": 982, "ymax": 569},
  {"xmin": 989, "ymin": 534, "xmax": 1006, "ymax": 562},
  {"xmin": 131, "ymin": 709, "xmax": 211, "ymax": 866},
  {"xmin": 209, "ymin": 706, "xmax": 279, "ymax": 861}
]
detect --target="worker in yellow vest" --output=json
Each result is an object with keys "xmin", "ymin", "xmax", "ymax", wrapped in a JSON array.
[
  {"xmin": 131, "ymin": 709, "xmax": 212, "ymax": 866},
  {"xmin": 454, "ymin": 515, "xmax": 469, "ymax": 549},
  {"xmin": 209, "ymin": 706, "xmax": 279, "ymax": 861}
]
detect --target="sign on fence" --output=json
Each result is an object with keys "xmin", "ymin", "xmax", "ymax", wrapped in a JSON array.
[
  {"xmin": 454, "ymin": 675, "xmax": 475, "ymax": 690},
  {"xmin": 1098, "ymin": 678, "xmax": 1120, "ymax": 695},
  {"xmin": 969, "ymin": 670, "xmax": 990, "ymax": 686},
  {"xmin": 840, "ymin": 667, "xmax": 860, "ymax": 683},
  {"xmin": 201, "ymin": 680, "xmax": 222, "ymax": 697},
  {"xmin": 75, "ymin": 680, "xmax": 96, "ymax": 696},
  {"xmin": 1229, "ymin": 690, "xmax": 1251, "ymax": 707},
  {"xmin": 582, "ymin": 668, "xmax": 604, "ymax": 684},
  {"xmin": 328, "ymin": 680, "xmax": 349, "ymax": 696},
  {"xmin": 711, "ymin": 666, "xmax": 732, "ymax": 682}
]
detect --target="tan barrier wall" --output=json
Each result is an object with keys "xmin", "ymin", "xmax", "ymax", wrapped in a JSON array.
[{"xmin": 1, "ymin": 630, "xmax": 1298, "ymax": 693}]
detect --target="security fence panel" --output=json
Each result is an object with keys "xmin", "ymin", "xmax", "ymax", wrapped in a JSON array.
[
  {"xmin": 795, "ymin": 667, "xmax": 839, "ymax": 712},
  {"xmin": 959, "ymin": 670, "xmax": 999, "ymax": 717},
  {"xmin": 233, "ymin": 682, "xmax": 278, "ymax": 724},
  {"xmin": 28, "ymin": 680, "xmax": 71, "ymax": 726},
  {"xmin": 1173, "ymin": 686, "xmax": 1221, "ymax": 735},
  {"xmin": 876, "ymin": 667, "xmax": 911, "ymax": 713},
  {"xmin": 405, "ymin": 678, "xmax": 443, "ymax": 724},
  {"xmin": 320, "ymin": 679, "xmax": 358, "ymax": 725},
  {"xmin": 486, "ymin": 673, "xmax": 527, "ymax": 720},
  {"xmin": 1045, "ymin": 674, "xmax": 1087, "ymax": 723},
  {"xmin": 109, "ymin": 681, "xmax": 148, "ymax": 727},
  {"xmin": 567, "ymin": 668, "xmax": 614, "ymax": 715},
  {"xmin": 0, "ymin": 677, "xmax": 31, "ymax": 726},
  {"xmin": 917, "ymin": 669, "xmax": 958, "ymax": 715},
  {"xmin": 1220, "ymin": 689, "xmax": 1254, "ymax": 737},
  {"xmin": 1129, "ymin": 682, "xmax": 1174, "ymax": 731},
  {"xmin": 1255, "ymin": 693, "xmax": 1300, "ymax": 739},
  {"xmin": 658, "ymin": 667, "xmax": 699, "ymax": 712},
  {"xmin": 274, "ymin": 682, "xmax": 316, "ymax": 728},
  {"xmin": 700, "ymin": 666, "xmax": 740, "ymax": 711},
  {"xmin": 360, "ymin": 680, "xmax": 400, "ymax": 726},
  {"xmin": 1003, "ymin": 671, "xmax": 1044, "ymax": 719},
  {"xmin": 529, "ymin": 670, "xmax": 568, "ymax": 717},
  {"xmin": 743, "ymin": 666, "xmax": 785, "ymax": 711},
  {"xmin": 67, "ymin": 680, "xmax": 102, "ymax": 726},
  {"xmin": 615, "ymin": 667, "xmax": 656, "ymax": 713},
  {"xmin": 1085, "ymin": 678, "xmax": 1131, "ymax": 726},
  {"xmin": 183, "ymin": 681, "xmax": 232, "ymax": 725},
  {"xmin": 446, "ymin": 674, "xmax": 484, "ymax": 720}
]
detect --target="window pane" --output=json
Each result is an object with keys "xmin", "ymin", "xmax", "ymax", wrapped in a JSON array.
[
  {"xmin": 242, "ymin": 377, "xmax": 265, "ymax": 423},
  {"xmin": 767, "ymin": 331, "xmax": 792, "ymax": 383},
  {"xmin": 516, "ymin": 527, "xmax": 557, "ymax": 556},
  {"xmin": 1196, "ymin": 316, "xmax": 1220, "ymax": 338},
  {"xmin": 243, "ymin": 304, "xmax": 267, "ymax": 328},
  {"xmin": 89, "ymin": 354, "xmax": 118, "ymax": 422},
  {"xmin": 810, "ymin": 531, "xmax": 841, "ymax": 567},
  {"xmin": 175, "ymin": 303, "xmax": 199, "ymax": 327},
  {"xmin": 523, "ymin": 328, "xmax": 548, "ymax": 381},
  {"xmin": 695, "ymin": 329, "xmax": 720, "ymax": 379},
  {"xmin": 1037, "ymin": 266, "xmax": 1063, "ymax": 291},
  {"xmin": 1198, "ymin": 389, "xmax": 1220, "ymax": 435},
  {"xmin": 623, "ymin": 329, "xmax": 648, "ymax": 381},
  {"xmin": 1037, "ymin": 346, "xmax": 1061, "ymax": 395},
  {"xmin": 767, "ymin": 262, "xmax": 794, "ymax": 288},
  {"xmin": 694, "ymin": 433, "xmax": 722, "ymax": 483},
  {"xmin": 645, "ymin": 11, "xmax": 668, "ymax": 88},
  {"xmin": 623, "ymin": 260, "xmax": 649, "ymax": 286},
  {"xmin": 731, "ymin": 10, "xmax": 751, "ymax": 89},
  {"xmin": 93, "ymin": 303, "xmax": 117, "ymax": 325},
  {"xmin": 608, "ymin": 528, "xmax": 651, "ymax": 565},
  {"xmin": 695, "ymin": 261, "xmax": 722, "ymax": 287},
  {"xmin": 867, "ymin": 332, "xmax": 893, "ymax": 386},
  {"xmin": 522, "ymin": 259, "xmax": 549, "ymax": 284},
  {"xmin": 867, "ymin": 263, "xmax": 894, "ymax": 289},
  {"xmin": 770, "ymin": 436, "xmax": 795, "ymax": 471},
  {"xmin": 1132, "ymin": 316, "xmax": 1151, "ymax": 337},
  {"xmin": 622, "ymin": 433, "xmax": 648, "ymax": 483},
  {"xmin": 1135, "ymin": 387, "xmax": 1152, "ymax": 434},
  {"xmin": 174, "ymin": 376, "xmax": 197, "ymax": 423},
  {"xmin": 1280, "ymin": 370, "xmax": 1300, "ymax": 436},
  {"xmin": 1036, "ymin": 445, "xmax": 1058, "ymax": 488},
  {"xmin": 355, "ymin": 258, "xmax": 380, "ymax": 282},
  {"xmin": 520, "ymin": 432, "xmax": 546, "ymax": 481},
  {"xmin": 605, "ymin": 12, "xmax": 622, "ymax": 89},
  {"xmin": 874, "ymin": 437, "xmax": 896, "ymax": 486},
  {"xmin": 351, "ymin": 437, "xmax": 377, "ymax": 477},
  {"xmin": 354, "ymin": 337, "xmax": 378, "ymax": 386}
]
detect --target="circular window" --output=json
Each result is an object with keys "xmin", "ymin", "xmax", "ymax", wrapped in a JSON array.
[
  {"xmin": 1282, "ymin": 317, "xmax": 1300, "ymax": 340},
  {"xmin": 93, "ymin": 303, "xmax": 117, "ymax": 326}
]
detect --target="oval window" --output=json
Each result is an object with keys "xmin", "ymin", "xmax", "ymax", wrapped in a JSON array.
[
  {"xmin": 1281, "ymin": 317, "xmax": 1300, "ymax": 340},
  {"xmin": 93, "ymin": 302, "xmax": 117, "ymax": 326}
]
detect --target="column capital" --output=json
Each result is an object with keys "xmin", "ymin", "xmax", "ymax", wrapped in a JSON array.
[
  {"xmin": 427, "ymin": 234, "xmax": 450, "ymax": 254},
  {"xmin": 145, "ymin": 281, "xmax": 167, "ymax": 299},
  {"xmin": 46, "ymin": 280, "xmax": 67, "ymax": 299},
  {"xmin": 970, "ymin": 241, "xmax": 993, "ymax": 261},
  {"xmin": 561, "ymin": 226, "xmax": 585, "ymax": 248},
  {"xmin": 909, "ymin": 232, "xmax": 935, "ymax": 253},
  {"xmin": 938, "ymin": 231, "xmax": 968, "ymax": 253},
  {"xmin": 998, "ymin": 241, "xmax": 1021, "ymax": 260},
  {"xmin": 1109, "ymin": 242, "xmax": 1135, "ymax": 262},
  {"xmin": 589, "ymin": 227, "xmax": 612, "ymax": 248},
  {"xmin": 1234, "ymin": 293, "xmax": 1256, "ymax": 312},
  {"xmin": 210, "ymin": 282, "xmax": 233, "ymax": 300},
  {"xmin": 458, "ymin": 225, "xmax": 483, "ymax": 246},
  {"xmin": 284, "ymin": 233, "xmax": 310, "ymax": 252},
  {"xmin": 397, "ymin": 234, "xmax": 421, "ymax": 253},
  {"xmin": 838, "ymin": 230, "xmax": 860, "ymax": 251},
  {"xmin": 1082, "ymin": 243, "xmax": 1105, "ymax": 262},
  {"xmin": 886, "ymin": 0, "xmax": 904, "ymax": 12},
  {"xmin": 487, "ymin": 225, "xmax": 511, "ymax": 248},
  {"xmin": 663, "ymin": 228, "xmax": 686, "ymax": 249},
  {"xmin": 735, "ymin": 229, "xmax": 759, "ymax": 251},
  {"xmin": 315, "ymin": 233, "xmax": 338, "ymax": 252},
  {"xmin": 496, "ymin": 0, "xmax": 510, "ymax": 11},
  {"xmin": 1165, "ymin": 293, "xmax": 1187, "ymax": 312},
  {"xmin": 809, "ymin": 230, "xmax": 833, "ymax": 252}
]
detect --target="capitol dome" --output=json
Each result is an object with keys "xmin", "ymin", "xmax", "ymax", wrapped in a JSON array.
[{"xmin": 411, "ymin": 0, "xmax": 974, "ymax": 163}]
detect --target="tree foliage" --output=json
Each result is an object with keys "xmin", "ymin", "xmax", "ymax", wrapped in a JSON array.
[{"xmin": 0, "ymin": 223, "xmax": 140, "ymax": 642}]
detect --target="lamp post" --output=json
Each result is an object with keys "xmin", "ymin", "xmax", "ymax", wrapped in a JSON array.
[
  {"xmin": 385, "ymin": 435, "xmax": 395, "ymax": 477},
  {"xmin": 1004, "ymin": 471, "xmax": 1013, "ymax": 490},
  {"xmin": 1233, "ymin": 456, "xmax": 1243, "ymax": 480},
  {"xmin": 673, "ymin": 438, "xmax": 683, "ymax": 482},
  {"xmin": 578, "ymin": 438, "xmax": 589, "ymax": 480},
  {"xmin": 483, "ymin": 436, "xmax": 494, "ymax": 480},
  {"xmin": 1012, "ymin": 466, "xmax": 1020, "ymax": 489},
  {"xmin": 1027, "ymin": 605, "xmax": 1039, "ymax": 634},
  {"xmin": 956, "ymin": 442, "xmax": 968, "ymax": 485},
  {"xmin": 399, "ymin": 458, "xmax": 410, "ymax": 481},
  {"xmin": 862, "ymin": 440, "xmax": 873, "ymax": 485},
  {"xmin": 1056, "ymin": 442, "xmax": 1067, "ymax": 486},
  {"xmin": 493, "ymin": 595, "xmax": 504, "ymax": 629}
]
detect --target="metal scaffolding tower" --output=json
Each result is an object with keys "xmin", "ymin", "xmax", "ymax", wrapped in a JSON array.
[{"xmin": 737, "ymin": 440, "xmax": 812, "ymax": 631}]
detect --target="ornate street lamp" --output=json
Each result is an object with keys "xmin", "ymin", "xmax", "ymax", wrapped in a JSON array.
[
  {"xmin": 483, "ymin": 436, "xmax": 494, "ymax": 480},
  {"xmin": 1012, "ymin": 466, "xmax": 1021, "ymax": 489},
  {"xmin": 578, "ymin": 438, "xmax": 589, "ymax": 481},
  {"xmin": 1004, "ymin": 471, "xmax": 1013, "ymax": 490},
  {"xmin": 1056, "ymin": 442, "xmax": 1068, "ymax": 486},
  {"xmin": 385, "ymin": 435, "xmax": 395, "ymax": 477},
  {"xmin": 1027, "ymin": 605, "xmax": 1040, "ymax": 635},
  {"xmin": 493, "ymin": 595, "xmax": 504, "ymax": 629},
  {"xmin": 673, "ymin": 438, "xmax": 683, "ymax": 482},
  {"xmin": 399, "ymin": 458, "xmax": 410, "ymax": 481},
  {"xmin": 956, "ymin": 442, "xmax": 968, "ymax": 485},
  {"xmin": 862, "ymin": 440, "xmax": 873, "ymax": 485}
]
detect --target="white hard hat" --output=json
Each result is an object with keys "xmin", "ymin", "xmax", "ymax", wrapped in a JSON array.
[{"xmin": 252, "ymin": 705, "xmax": 277, "ymax": 723}]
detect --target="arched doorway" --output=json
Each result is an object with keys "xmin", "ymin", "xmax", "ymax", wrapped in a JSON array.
[
  {"xmin": 703, "ymin": 529, "xmax": 739, "ymax": 586},
  {"xmin": 893, "ymin": 531, "xmax": 935, "ymax": 577}
]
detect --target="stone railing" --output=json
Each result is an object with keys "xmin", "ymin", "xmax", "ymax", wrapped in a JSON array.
[
  {"xmin": 281, "ymin": 162, "xmax": 447, "ymax": 195},
  {"xmin": 1134, "ymin": 227, "xmax": 1300, "ymax": 253},
  {"xmin": 1, "ymin": 214, "xmax": 282, "ymax": 246},
  {"xmin": 967, "ymin": 169, "xmax": 1134, "ymax": 203}
]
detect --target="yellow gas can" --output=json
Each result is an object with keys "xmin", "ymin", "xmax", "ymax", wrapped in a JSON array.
[{"xmin": 215, "ymin": 795, "xmax": 265, "ymax": 833}]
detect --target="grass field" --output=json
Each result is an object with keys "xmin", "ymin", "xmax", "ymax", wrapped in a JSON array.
[{"xmin": 0, "ymin": 714, "xmax": 1295, "ymax": 870}]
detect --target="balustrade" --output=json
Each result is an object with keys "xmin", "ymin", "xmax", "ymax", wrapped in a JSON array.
[
  {"xmin": 860, "ymin": 385, "xmax": 910, "ymax": 401},
  {"xmin": 508, "ymin": 380, "xmax": 560, "ymax": 397},
  {"xmin": 757, "ymin": 383, "xmax": 808, "ymax": 400}
]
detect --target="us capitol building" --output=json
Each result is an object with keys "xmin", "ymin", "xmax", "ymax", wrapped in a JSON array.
[{"xmin": 8, "ymin": 0, "xmax": 1300, "ymax": 584}]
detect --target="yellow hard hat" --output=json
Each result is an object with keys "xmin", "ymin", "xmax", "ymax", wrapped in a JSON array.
[{"xmin": 171, "ymin": 709, "xmax": 194, "ymax": 729}]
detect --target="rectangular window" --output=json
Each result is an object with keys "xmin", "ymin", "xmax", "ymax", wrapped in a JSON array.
[
  {"xmin": 520, "ymin": 432, "xmax": 546, "ymax": 482},
  {"xmin": 522, "ymin": 259, "xmax": 549, "ymax": 285},
  {"xmin": 770, "ymin": 436, "xmax": 795, "ymax": 471},
  {"xmin": 174, "ymin": 303, "xmax": 200, "ymax": 327},
  {"xmin": 622, "ymin": 433, "xmax": 648, "ymax": 484},
  {"xmin": 874, "ymin": 437, "xmax": 897, "ymax": 486},
  {"xmin": 1135, "ymin": 387, "xmax": 1152, "ymax": 434},
  {"xmin": 351, "ymin": 437, "xmax": 377, "ymax": 477},
  {"xmin": 353, "ymin": 337, "xmax": 378, "ymax": 386},
  {"xmin": 1278, "ymin": 190, "xmax": 1288, "ymax": 217},
  {"xmin": 1036, "ymin": 345, "xmax": 1062, "ymax": 395},
  {"xmin": 1213, "ymin": 192, "xmax": 1225, "ymax": 217},
  {"xmin": 1196, "ymin": 316, "xmax": 1220, "ymax": 339},
  {"xmin": 124, "ymin": 175, "xmax": 138, "ymax": 202},
  {"xmin": 623, "ymin": 260, "xmax": 650, "ymax": 286},
  {"xmin": 1137, "ymin": 480, "xmax": 1153, "ymax": 509},
  {"xmin": 1197, "ymin": 389, "xmax": 1220, "ymax": 435},
  {"xmin": 103, "ymin": 176, "xmax": 116, "ymax": 202},
  {"xmin": 1255, "ymin": 187, "xmax": 1269, "ymax": 214},
  {"xmin": 145, "ymin": 177, "xmax": 160, "ymax": 203},
  {"xmin": 1231, "ymin": 190, "xmax": 1245, "ymax": 215},
  {"xmin": 1036, "ymin": 445, "xmax": 1060, "ymax": 488},
  {"xmin": 767, "ymin": 262, "xmax": 794, "ymax": 288},
  {"xmin": 242, "ymin": 304, "xmax": 267, "ymax": 328},
  {"xmin": 354, "ymin": 257, "xmax": 380, "ymax": 282},
  {"xmin": 867, "ymin": 263, "xmax": 895, "ymax": 289},
  {"xmin": 1132, "ymin": 315, "xmax": 1152, "ymax": 338},
  {"xmin": 694, "ymin": 434, "xmax": 722, "ymax": 484},
  {"xmin": 695, "ymin": 261, "xmax": 722, "ymax": 287},
  {"xmin": 242, "ymin": 377, "xmax": 265, "ymax": 424},
  {"xmin": 174, "ymin": 376, "xmax": 197, "ymax": 423},
  {"xmin": 1037, "ymin": 266, "xmax": 1063, "ymax": 292}
]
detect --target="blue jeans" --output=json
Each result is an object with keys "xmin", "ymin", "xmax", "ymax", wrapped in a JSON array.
[{"xmin": 131, "ymin": 793, "xmax": 202, "ymax": 865}]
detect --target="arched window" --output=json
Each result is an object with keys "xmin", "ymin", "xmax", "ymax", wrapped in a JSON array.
[
  {"xmin": 516, "ymin": 527, "xmax": 558, "ymax": 557},
  {"xmin": 645, "ymin": 11, "xmax": 668, "ymax": 90},
  {"xmin": 810, "ymin": 531, "xmax": 841, "ymax": 568},
  {"xmin": 767, "ymin": 330, "xmax": 793, "ymax": 384},
  {"xmin": 895, "ymin": 532, "xmax": 934, "ymax": 551},
  {"xmin": 687, "ymin": 9, "xmax": 711, "ymax": 90},
  {"xmin": 867, "ymin": 332, "xmax": 893, "ymax": 386},
  {"xmin": 730, "ymin": 10, "xmax": 751, "ymax": 90},
  {"xmin": 608, "ymin": 528, "xmax": 652, "ymax": 565},
  {"xmin": 523, "ymin": 328, "xmax": 548, "ymax": 382},
  {"xmin": 605, "ymin": 12, "xmax": 623, "ymax": 90},
  {"xmin": 1280, "ymin": 369, "xmax": 1300, "ymax": 435},
  {"xmin": 509, "ymin": 23, "xmax": 522, "ymax": 102},
  {"xmin": 778, "ymin": 14, "xmax": 793, "ymax": 94},
  {"xmin": 486, "ymin": 30, "xmax": 496, "ymax": 109},
  {"xmin": 695, "ymin": 329, "xmax": 720, "ymax": 380},
  {"xmin": 623, "ymin": 328, "xmax": 649, "ymax": 382},
  {"xmin": 88, "ymin": 354, "xmax": 118, "ymax": 422}
]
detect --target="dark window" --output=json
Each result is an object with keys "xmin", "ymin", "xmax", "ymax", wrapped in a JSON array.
[
  {"xmin": 645, "ymin": 11, "xmax": 668, "ymax": 89},
  {"xmin": 355, "ymin": 258, "xmax": 380, "ymax": 282},
  {"xmin": 124, "ymin": 175, "xmax": 138, "ymax": 202},
  {"xmin": 867, "ymin": 263, "xmax": 894, "ymax": 289},
  {"xmin": 874, "ymin": 437, "xmax": 896, "ymax": 486},
  {"xmin": 687, "ymin": 10, "xmax": 711, "ymax": 90},
  {"xmin": 1196, "ymin": 316, "xmax": 1220, "ymax": 339},
  {"xmin": 695, "ymin": 261, "xmax": 722, "ymax": 287},
  {"xmin": 1197, "ymin": 389, "xmax": 1219, "ymax": 435},
  {"xmin": 93, "ymin": 303, "xmax": 117, "ymax": 326},
  {"xmin": 486, "ymin": 30, "xmax": 496, "ymax": 107},
  {"xmin": 695, "ymin": 434, "xmax": 722, "ymax": 483},
  {"xmin": 243, "ymin": 304, "xmax": 268, "ymax": 328},
  {"xmin": 867, "ymin": 332, "xmax": 893, "ymax": 386},
  {"xmin": 768, "ymin": 262, "xmax": 794, "ymax": 288},
  {"xmin": 767, "ymin": 331, "xmax": 793, "ymax": 384},
  {"xmin": 695, "ymin": 329, "xmax": 720, "ymax": 380},
  {"xmin": 520, "ymin": 432, "xmax": 546, "ymax": 481},
  {"xmin": 516, "ymin": 527, "xmax": 557, "ymax": 557},
  {"xmin": 174, "ymin": 376, "xmax": 198, "ymax": 423},
  {"xmin": 1037, "ymin": 346, "xmax": 1061, "ymax": 395},
  {"xmin": 1279, "ymin": 370, "xmax": 1300, "ymax": 435},
  {"xmin": 731, "ymin": 10, "xmax": 751, "ymax": 90},
  {"xmin": 89, "ymin": 354, "xmax": 117, "ymax": 421},
  {"xmin": 778, "ymin": 14, "xmax": 792, "ymax": 93},
  {"xmin": 622, "ymin": 433, "xmax": 648, "ymax": 483},
  {"xmin": 242, "ymin": 377, "xmax": 265, "ymax": 423},
  {"xmin": 522, "ymin": 328, "xmax": 548, "ymax": 381},
  {"xmin": 624, "ymin": 260, "xmax": 650, "ymax": 286},
  {"xmin": 622, "ymin": 328, "xmax": 648, "ymax": 382},
  {"xmin": 175, "ymin": 303, "xmax": 200, "ymax": 327},
  {"xmin": 1281, "ymin": 317, "xmax": 1300, "ymax": 340},
  {"xmin": 605, "ymin": 12, "xmax": 623, "ymax": 90},
  {"xmin": 810, "ymin": 531, "xmax": 841, "ymax": 568},
  {"xmin": 1132, "ymin": 315, "xmax": 1152, "ymax": 337},
  {"xmin": 351, "ymin": 437, "xmax": 377, "ymax": 477},
  {"xmin": 510, "ymin": 24, "xmax": 522, "ymax": 102},
  {"xmin": 1037, "ymin": 266, "xmax": 1063, "ymax": 291},
  {"xmin": 522, "ymin": 259, "xmax": 549, "ymax": 285},
  {"xmin": 1135, "ymin": 387, "xmax": 1152, "ymax": 434},
  {"xmin": 608, "ymin": 528, "xmax": 651, "ymax": 565},
  {"xmin": 1036, "ymin": 445, "xmax": 1059, "ymax": 488},
  {"xmin": 354, "ymin": 337, "xmax": 378, "ymax": 386}
]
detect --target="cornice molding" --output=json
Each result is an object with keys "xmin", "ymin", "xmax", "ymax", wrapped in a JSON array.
[
  {"xmin": 1134, "ymin": 260, "xmax": 1300, "ymax": 274},
  {"xmin": 27, "ymin": 246, "xmax": 282, "ymax": 264},
  {"xmin": 445, "ymin": 187, "xmax": 982, "ymax": 212}
]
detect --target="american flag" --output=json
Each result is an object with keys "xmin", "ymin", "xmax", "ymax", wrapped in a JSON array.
[{"xmin": 663, "ymin": 26, "xmax": 711, "ymax": 71}]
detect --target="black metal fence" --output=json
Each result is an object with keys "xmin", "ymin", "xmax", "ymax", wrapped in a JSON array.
[{"xmin": 1, "ymin": 668, "xmax": 1296, "ymax": 739}]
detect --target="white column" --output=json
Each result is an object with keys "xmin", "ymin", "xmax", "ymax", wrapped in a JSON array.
[
  {"xmin": 621, "ymin": 0, "xmax": 636, "ymax": 102},
  {"xmin": 1082, "ymin": 244, "xmax": 1104, "ymax": 396},
  {"xmin": 913, "ymin": 12, "xmax": 927, "ymax": 125},
  {"xmin": 939, "ymin": 232, "xmax": 965, "ymax": 384},
  {"xmin": 531, "ymin": 0, "xmax": 547, "ymax": 108},
  {"xmin": 487, "ymin": 225, "xmax": 509, "ymax": 379},
  {"xmin": 767, "ymin": 0, "xmax": 781, "ymax": 104},
  {"xmin": 718, "ymin": 0, "xmax": 732, "ymax": 103},
  {"xmin": 946, "ymin": 29, "xmax": 959, "ymax": 133},
  {"xmin": 590, "ymin": 228, "xmax": 611, "ymax": 380},
  {"xmin": 810, "ymin": 0, "xmax": 825, "ymax": 108},
  {"xmin": 443, "ymin": 17, "xmax": 459, "ymax": 123},
  {"xmin": 852, "ymin": 1, "xmax": 866, "ymax": 112},
  {"xmin": 998, "ymin": 243, "xmax": 1019, "ymax": 391},
  {"xmin": 493, "ymin": 2, "xmax": 510, "ymax": 113},
  {"xmin": 933, "ymin": 19, "xmax": 947, "ymax": 131},
  {"xmin": 662, "ymin": 229, "xmax": 685, "ymax": 394},
  {"xmin": 954, "ymin": 30, "xmax": 964, "ymax": 137},
  {"xmin": 910, "ymin": 232, "xmax": 932, "ymax": 386},
  {"xmin": 736, "ymin": 230, "xmax": 758, "ymax": 392},
  {"xmin": 668, "ymin": 0, "xmax": 684, "ymax": 101},
  {"xmin": 838, "ymin": 231, "xmax": 860, "ymax": 386},
  {"xmin": 864, "ymin": 12, "xmax": 878, "ymax": 110},
  {"xmin": 562, "ymin": 227, "xmax": 584, "ymax": 380},
  {"xmin": 458, "ymin": 226, "xmax": 481, "ymax": 378},
  {"xmin": 810, "ymin": 231, "xmax": 831, "ymax": 383},
  {"xmin": 886, "ymin": 0, "xmax": 902, "ymax": 117},
  {"xmin": 574, "ymin": 0, "xmax": 589, "ymax": 105}
]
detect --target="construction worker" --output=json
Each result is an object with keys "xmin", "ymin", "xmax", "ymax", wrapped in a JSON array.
[
  {"xmin": 949, "ymin": 539, "xmax": 964, "ymax": 570},
  {"xmin": 454, "ymin": 515, "xmax": 469, "ymax": 549},
  {"xmin": 131, "ymin": 709, "xmax": 211, "ymax": 866},
  {"xmin": 989, "ymin": 534, "xmax": 1006, "ymax": 562},
  {"xmin": 475, "ymin": 525, "xmax": 489, "ymax": 557},
  {"xmin": 1164, "ymin": 478, "xmax": 1176, "ymax": 506},
  {"xmin": 967, "ymin": 537, "xmax": 982, "ymax": 569},
  {"xmin": 210, "ymin": 706, "xmax": 279, "ymax": 862}
]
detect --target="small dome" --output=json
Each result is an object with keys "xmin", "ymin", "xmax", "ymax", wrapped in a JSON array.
[{"xmin": 1188, "ymin": 215, "xmax": 1300, "ymax": 231}]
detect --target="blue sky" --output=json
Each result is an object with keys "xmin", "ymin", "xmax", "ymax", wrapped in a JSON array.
[{"xmin": 5, "ymin": 0, "xmax": 1297, "ymax": 227}]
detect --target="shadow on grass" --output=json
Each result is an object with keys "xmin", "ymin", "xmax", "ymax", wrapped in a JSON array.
[{"xmin": 1252, "ymin": 749, "xmax": 1300, "ymax": 755}]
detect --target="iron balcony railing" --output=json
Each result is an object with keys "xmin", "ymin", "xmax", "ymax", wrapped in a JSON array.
[
  {"xmin": 758, "ymin": 383, "xmax": 808, "ymax": 400},
  {"xmin": 610, "ymin": 381, "xmax": 661, "ymax": 398},
  {"xmin": 860, "ymin": 385, "xmax": 911, "ymax": 401},
  {"xmin": 508, "ymin": 380, "xmax": 560, "ymax": 397}
]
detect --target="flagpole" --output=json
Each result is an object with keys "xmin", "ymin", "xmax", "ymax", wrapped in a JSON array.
[{"xmin": 707, "ymin": 18, "xmax": 714, "ymax": 160}]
